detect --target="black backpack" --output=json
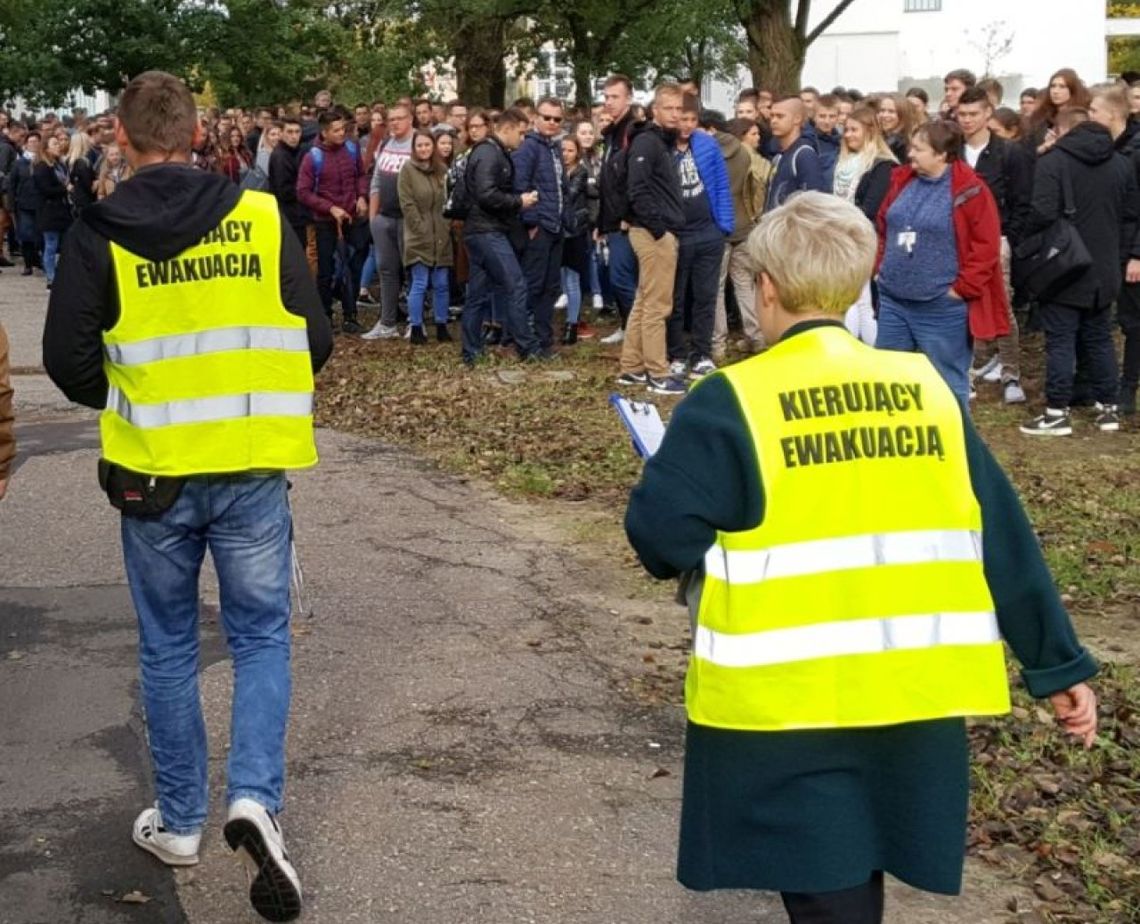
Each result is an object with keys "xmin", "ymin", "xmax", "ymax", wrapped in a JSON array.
[{"xmin": 443, "ymin": 141, "xmax": 488, "ymax": 220}]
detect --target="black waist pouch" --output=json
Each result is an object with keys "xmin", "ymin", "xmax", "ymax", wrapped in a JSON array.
[{"xmin": 97, "ymin": 459, "xmax": 186, "ymax": 517}]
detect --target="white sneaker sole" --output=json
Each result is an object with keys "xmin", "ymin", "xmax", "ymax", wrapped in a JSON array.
[
  {"xmin": 224, "ymin": 817, "xmax": 302, "ymax": 922},
  {"xmin": 1019, "ymin": 426, "xmax": 1072, "ymax": 437}
]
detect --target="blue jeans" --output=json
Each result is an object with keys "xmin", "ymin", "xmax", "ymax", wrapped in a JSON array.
[
  {"xmin": 876, "ymin": 290, "xmax": 972, "ymax": 406},
  {"xmin": 587, "ymin": 243, "xmax": 602, "ymax": 298},
  {"xmin": 519, "ymin": 227, "xmax": 563, "ymax": 349},
  {"xmin": 561, "ymin": 266, "xmax": 582, "ymax": 323},
  {"xmin": 121, "ymin": 474, "xmax": 293, "ymax": 834},
  {"xmin": 462, "ymin": 230, "xmax": 536, "ymax": 362},
  {"xmin": 42, "ymin": 230, "xmax": 61, "ymax": 283},
  {"xmin": 408, "ymin": 263, "xmax": 450, "ymax": 326},
  {"xmin": 360, "ymin": 245, "xmax": 377, "ymax": 289},
  {"xmin": 606, "ymin": 231, "xmax": 638, "ymax": 323}
]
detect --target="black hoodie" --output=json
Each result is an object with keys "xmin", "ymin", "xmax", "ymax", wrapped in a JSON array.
[
  {"xmin": 626, "ymin": 121, "xmax": 685, "ymax": 239},
  {"xmin": 1026, "ymin": 121, "xmax": 1140, "ymax": 310},
  {"xmin": 44, "ymin": 163, "xmax": 331, "ymax": 410}
]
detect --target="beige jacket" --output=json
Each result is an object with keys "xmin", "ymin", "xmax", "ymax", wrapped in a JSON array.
[{"xmin": 0, "ymin": 322, "xmax": 14, "ymax": 480}]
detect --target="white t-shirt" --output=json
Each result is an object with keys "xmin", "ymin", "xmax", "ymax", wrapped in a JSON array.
[{"xmin": 964, "ymin": 141, "xmax": 985, "ymax": 169}]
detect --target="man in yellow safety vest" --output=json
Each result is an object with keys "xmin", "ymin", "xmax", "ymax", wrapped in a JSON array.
[
  {"xmin": 625, "ymin": 192, "xmax": 1098, "ymax": 923},
  {"xmin": 44, "ymin": 71, "xmax": 331, "ymax": 923}
]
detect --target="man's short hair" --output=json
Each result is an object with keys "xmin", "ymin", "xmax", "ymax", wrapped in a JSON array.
[
  {"xmin": 117, "ymin": 70, "xmax": 197, "ymax": 155},
  {"xmin": 800, "ymin": 86, "xmax": 819, "ymax": 97},
  {"xmin": 445, "ymin": 100, "xmax": 466, "ymax": 114},
  {"xmin": 1020, "ymin": 88, "xmax": 1039, "ymax": 100},
  {"xmin": 654, "ymin": 83, "xmax": 684, "ymax": 103},
  {"xmin": 604, "ymin": 74, "xmax": 633, "ymax": 95},
  {"xmin": 747, "ymin": 192, "xmax": 876, "ymax": 314},
  {"xmin": 493, "ymin": 107, "xmax": 530, "ymax": 128},
  {"xmin": 906, "ymin": 87, "xmax": 930, "ymax": 104},
  {"xmin": 957, "ymin": 87, "xmax": 993, "ymax": 109},
  {"xmin": 514, "ymin": 96, "xmax": 535, "ymax": 110},
  {"xmin": 944, "ymin": 68, "xmax": 977, "ymax": 87},
  {"xmin": 318, "ymin": 108, "xmax": 345, "ymax": 128},
  {"xmin": 1092, "ymin": 86, "xmax": 1129, "ymax": 121},
  {"xmin": 977, "ymin": 78, "xmax": 1003, "ymax": 102},
  {"xmin": 737, "ymin": 88, "xmax": 760, "ymax": 104},
  {"xmin": 816, "ymin": 94, "xmax": 840, "ymax": 110},
  {"xmin": 414, "ymin": 97, "xmax": 432, "ymax": 109},
  {"xmin": 699, "ymin": 109, "xmax": 727, "ymax": 131},
  {"xmin": 681, "ymin": 94, "xmax": 700, "ymax": 115},
  {"xmin": 536, "ymin": 96, "xmax": 564, "ymax": 111},
  {"xmin": 1056, "ymin": 106, "xmax": 1089, "ymax": 133},
  {"xmin": 282, "ymin": 116, "xmax": 302, "ymax": 128}
]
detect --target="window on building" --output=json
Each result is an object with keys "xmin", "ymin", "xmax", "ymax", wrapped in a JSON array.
[{"xmin": 904, "ymin": 0, "xmax": 941, "ymax": 10}]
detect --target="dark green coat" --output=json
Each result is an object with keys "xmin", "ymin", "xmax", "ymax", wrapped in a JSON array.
[{"xmin": 625, "ymin": 320, "xmax": 1098, "ymax": 896}]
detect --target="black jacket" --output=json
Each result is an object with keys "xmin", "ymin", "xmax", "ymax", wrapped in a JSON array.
[
  {"xmin": 0, "ymin": 138, "xmax": 17, "ymax": 197},
  {"xmin": 562, "ymin": 163, "xmax": 592, "ymax": 237},
  {"xmin": 1025, "ymin": 122, "xmax": 1140, "ymax": 310},
  {"xmin": 10, "ymin": 155, "xmax": 37, "ymax": 212},
  {"xmin": 268, "ymin": 142, "xmax": 309, "ymax": 228},
  {"xmin": 463, "ymin": 137, "xmax": 523, "ymax": 236},
  {"xmin": 598, "ymin": 110, "xmax": 637, "ymax": 233},
  {"xmin": 626, "ymin": 121, "xmax": 684, "ymax": 238},
  {"xmin": 970, "ymin": 133, "xmax": 1033, "ymax": 245},
  {"xmin": 43, "ymin": 163, "xmax": 331, "ymax": 410},
  {"xmin": 852, "ymin": 159, "xmax": 894, "ymax": 225},
  {"xmin": 69, "ymin": 157, "xmax": 97, "ymax": 214},
  {"xmin": 33, "ymin": 161, "xmax": 72, "ymax": 233}
]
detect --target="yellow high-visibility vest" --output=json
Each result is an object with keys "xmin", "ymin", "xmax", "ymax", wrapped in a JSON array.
[
  {"xmin": 102, "ymin": 190, "xmax": 317, "ymax": 476},
  {"xmin": 687, "ymin": 325, "xmax": 1010, "ymax": 731}
]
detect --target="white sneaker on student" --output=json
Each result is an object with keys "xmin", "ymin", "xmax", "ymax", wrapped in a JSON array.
[
  {"xmin": 360, "ymin": 322, "xmax": 400, "ymax": 341},
  {"xmin": 600, "ymin": 329, "xmax": 625, "ymax": 345},
  {"xmin": 224, "ymin": 798, "xmax": 302, "ymax": 923},
  {"xmin": 592, "ymin": 293, "xmax": 604, "ymax": 310},
  {"xmin": 555, "ymin": 293, "xmax": 568, "ymax": 309},
  {"xmin": 132, "ymin": 804, "xmax": 200, "ymax": 866}
]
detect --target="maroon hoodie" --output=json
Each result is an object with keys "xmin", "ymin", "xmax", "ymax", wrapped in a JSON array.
[{"xmin": 296, "ymin": 141, "xmax": 368, "ymax": 222}]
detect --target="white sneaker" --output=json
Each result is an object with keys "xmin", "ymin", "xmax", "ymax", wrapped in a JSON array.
[
  {"xmin": 224, "ymin": 798, "xmax": 302, "ymax": 923},
  {"xmin": 690, "ymin": 357, "xmax": 717, "ymax": 378},
  {"xmin": 592, "ymin": 293, "xmax": 604, "ymax": 310},
  {"xmin": 600, "ymin": 329, "xmax": 625, "ymax": 345},
  {"xmin": 360, "ymin": 322, "xmax": 400, "ymax": 341},
  {"xmin": 669, "ymin": 360, "xmax": 687, "ymax": 377},
  {"xmin": 1003, "ymin": 380, "xmax": 1026, "ymax": 404},
  {"xmin": 982, "ymin": 361, "xmax": 1003, "ymax": 383},
  {"xmin": 971, "ymin": 355, "xmax": 1000, "ymax": 381},
  {"xmin": 555, "ymin": 293, "xmax": 568, "ymax": 310},
  {"xmin": 132, "ymin": 804, "xmax": 200, "ymax": 866}
]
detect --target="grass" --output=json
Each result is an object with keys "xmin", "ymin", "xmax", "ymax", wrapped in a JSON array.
[{"xmin": 317, "ymin": 316, "xmax": 1140, "ymax": 921}]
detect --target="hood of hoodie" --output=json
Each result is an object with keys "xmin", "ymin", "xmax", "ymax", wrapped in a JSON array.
[
  {"xmin": 81, "ymin": 163, "xmax": 242, "ymax": 262},
  {"xmin": 1054, "ymin": 122, "xmax": 1115, "ymax": 166}
]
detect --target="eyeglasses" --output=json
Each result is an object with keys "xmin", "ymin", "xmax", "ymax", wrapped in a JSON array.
[{"xmin": 540, "ymin": 114, "xmax": 564, "ymax": 124}]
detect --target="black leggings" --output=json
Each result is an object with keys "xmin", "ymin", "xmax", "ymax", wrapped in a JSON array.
[{"xmin": 781, "ymin": 871, "xmax": 884, "ymax": 924}]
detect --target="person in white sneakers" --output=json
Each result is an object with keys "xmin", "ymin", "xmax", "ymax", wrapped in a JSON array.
[{"xmin": 43, "ymin": 72, "xmax": 318, "ymax": 923}]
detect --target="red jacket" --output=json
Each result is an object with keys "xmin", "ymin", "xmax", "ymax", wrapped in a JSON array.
[
  {"xmin": 296, "ymin": 141, "xmax": 368, "ymax": 223},
  {"xmin": 875, "ymin": 160, "xmax": 1009, "ymax": 340}
]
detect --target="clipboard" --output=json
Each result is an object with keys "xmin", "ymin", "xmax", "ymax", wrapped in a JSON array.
[{"xmin": 610, "ymin": 394, "xmax": 666, "ymax": 458}]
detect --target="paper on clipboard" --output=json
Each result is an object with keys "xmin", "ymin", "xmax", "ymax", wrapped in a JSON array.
[{"xmin": 610, "ymin": 394, "xmax": 666, "ymax": 458}]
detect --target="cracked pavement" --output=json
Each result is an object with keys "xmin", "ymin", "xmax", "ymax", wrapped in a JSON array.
[{"xmin": 1, "ymin": 272, "xmax": 1025, "ymax": 922}]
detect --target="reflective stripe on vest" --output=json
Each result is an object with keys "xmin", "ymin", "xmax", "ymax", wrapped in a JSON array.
[
  {"xmin": 694, "ymin": 610, "xmax": 1000, "ymax": 669},
  {"xmin": 105, "ymin": 326, "xmax": 311, "ymax": 366},
  {"xmin": 107, "ymin": 386, "xmax": 313, "ymax": 429},
  {"xmin": 703, "ymin": 528, "xmax": 983, "ymax": 583},
  {"xmin": 686, "ymin": 326, "xmax": 1010, "ymax": 731},
  {"xmin": 102, "ymin": 190, "xmax": 317, "ymax": 477}
]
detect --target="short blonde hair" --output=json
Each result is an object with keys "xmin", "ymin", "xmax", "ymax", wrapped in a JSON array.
[{"xmin": 746, "ymin": 192, "xmax": 876, "ymax": 314}]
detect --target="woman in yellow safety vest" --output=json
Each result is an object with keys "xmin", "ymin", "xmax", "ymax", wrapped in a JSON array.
[{"xmin": 624, "ymin": 192, "xmax": 1098, "ymax": 924}]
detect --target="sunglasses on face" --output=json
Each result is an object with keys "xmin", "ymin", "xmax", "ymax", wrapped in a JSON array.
[{"xmin": 540, "ymin": 114, "xmax": 564, "ymax": 124}]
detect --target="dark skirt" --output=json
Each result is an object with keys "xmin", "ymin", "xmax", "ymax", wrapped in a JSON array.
[
  {"xmin": 561, "ymin": 231, "xmax": 590, "ymax": 277},
  {"xmin": 678, "ymin": 718, "xmax": 970, "ymax": 896}
]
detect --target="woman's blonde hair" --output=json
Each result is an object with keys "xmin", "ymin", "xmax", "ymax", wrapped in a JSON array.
[
  {"xmin": 746, "ymin": 192, "xmax": 876, "ymax": 314},
  {"xmin": 67, "ymin": 131, "xmax": 92, "ymax": 166}
]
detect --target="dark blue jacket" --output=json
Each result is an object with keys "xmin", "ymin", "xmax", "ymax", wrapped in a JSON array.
[
  {"xmin": 512, "ymin": 131, "xmax": 564, "ymax": 235},
  {"xmin": 688, "ymin": 131, "xmax": 734, "ymax": 236},
  {"xmin": 815, "ymin": 128, "xmax": 841, "ymax": 190},
  {"xmin": 765, "ymin": 135, "xmax": 827, "ymax": 211}
]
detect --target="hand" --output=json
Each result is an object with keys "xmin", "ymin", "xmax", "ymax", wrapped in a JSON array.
[
  {"xmin": 329, "ymin": 206, "xmax": 349, "ymax": 224},
  {"xmin": 355, "ymin": 196, "xmax": 368, "ymax": 218},
  {"xmin": 1049, "ymin": 683, "xmax": 1098, "ymax": 749},
  {"xmin": 520, "ymin": 191, "xmax": 539, "ymax": 209},
  {"xmin": 528, "ymin": 226, "xmax": 539, "ymax": 240},
  {"xmin": 0, "ymin": 476, "xmax": 7, "ymax": 501},
  {"xmin": 948, "ymin": 286, "xmax": 962, "ymax": 300},
  {"xmin": 593, "ymin": 229, "xmax": 603, "ymax": 243},
  {"xmin": 1126, "ymin": 258, "xmax": 1140, "ymax": 284},
  {"xmin": 620, "ymin": 220, "xmax": 631, "ymax": 232}
]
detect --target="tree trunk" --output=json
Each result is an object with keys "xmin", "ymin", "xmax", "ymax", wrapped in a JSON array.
[
  {"xmin": 740, "ymin": 0, "xmax": 805, "ymax": 95},
  {"xmin": 454, "ymin": 16, "xmax": 507, "ymax": 107}
]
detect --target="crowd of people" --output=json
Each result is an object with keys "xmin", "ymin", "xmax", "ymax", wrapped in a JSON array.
[{"xmin": 2, "ymin": 62, "xmax": 1138, "ymax": 427}]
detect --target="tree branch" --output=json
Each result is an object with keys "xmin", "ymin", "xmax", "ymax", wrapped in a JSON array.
[
  {"xmin": 805, "ymin": 0, "xmax": 856, "ymax": 46},
  {"xmin": 794, "ymin": 0, "xmax": 810, "ymax": 39}
]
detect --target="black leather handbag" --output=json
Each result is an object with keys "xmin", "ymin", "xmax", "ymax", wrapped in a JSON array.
[{"xmin": 1012, "ymin": 161, "xmax": 1092, "ymax": 300}]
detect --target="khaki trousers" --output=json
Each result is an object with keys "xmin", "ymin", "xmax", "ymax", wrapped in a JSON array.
[
  {"xmin": 713, "ymin": 240, "xmax": 763, "ymax": 356},
  {"xmin": 621, "ymin": 228, "xmax": 678, "ymax": 378}
]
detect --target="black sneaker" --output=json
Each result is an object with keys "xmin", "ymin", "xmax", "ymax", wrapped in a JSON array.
[
  {"xmin": 409, "ymin": 325, "xmax": 428, "ymax": 344},
  {"xmin": 561, "ymin": 323, "xmax": 578, "ymax": 345},
  {"xmin": 483, "ymin": 325, "xmax": 503, "ymax": 346},
  {"xmin": 435, "ymin": 322, "xmax": 452, "ymax": 342},
  {"xmin": 1094, "ymin": 403, "xmax": 1120, "ymax": 432},
  {"xmin": 1020, "ymin": 409, "xmax": 1072, "ymax": 436},
  {"xmin": 523, "ymin": 347, "xmax": 559, "ymax": 362},
  {"xmin": 21, "ymin": 267, "xmax": 32, "ymax": 276},
  {"xmin": 647, "ymin": 375, "xmax": 687, "ymax": 396},
  {"xmin": 341, "ymin": 318, "xmax": 364, "ymax": 335},
  {"xmin": 615, "ymin": 371, "xmax": 648, "ymax": 386}
]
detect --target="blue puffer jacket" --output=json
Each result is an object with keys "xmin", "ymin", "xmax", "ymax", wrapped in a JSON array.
[
  {"xmin": 689, "ymin": 130, "xmax": 734, "ymax": 236},
  {"xmin": 512, "ymin": 131, "xmax": 564, "ymax": 235}
]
